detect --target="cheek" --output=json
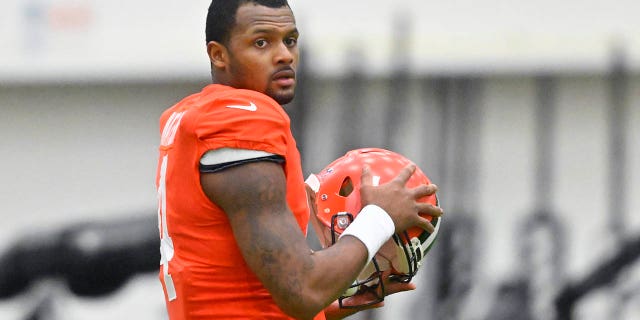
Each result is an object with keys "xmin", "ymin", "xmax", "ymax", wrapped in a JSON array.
[{"xmin": 232, "ymin": 57, "xmax": 267, "ymax": 83}]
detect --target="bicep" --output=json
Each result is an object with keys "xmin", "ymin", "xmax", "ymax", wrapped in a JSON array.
[{"xmin": 200, "ymin": 161, "xmax": 313, "ymax": 304}]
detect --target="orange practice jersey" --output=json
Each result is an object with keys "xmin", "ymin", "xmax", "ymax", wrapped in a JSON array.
[{"xmin": 156, "ymin": 84, "xmax": 325, "ymax": 320}]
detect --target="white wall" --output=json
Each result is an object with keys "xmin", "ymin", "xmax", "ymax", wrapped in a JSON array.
[
  {"xmin": 0, "ymin": 83, "xmax": 203, "ymax": 242},
  {"xmin": 1, "ymin": 0, "xmax": 639, "ymax": 82}
]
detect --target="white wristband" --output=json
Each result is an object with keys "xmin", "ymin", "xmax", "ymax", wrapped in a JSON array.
[{"xmin": 339, "ymin": 205, "xmax": 395, "ymax": 262}]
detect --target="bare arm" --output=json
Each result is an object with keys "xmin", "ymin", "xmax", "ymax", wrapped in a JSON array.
[
  {"xmin": 200, "ymin": 161, "xmax": 442, "ymax": 319},
  {"xmin": 201, "ymin": 161, "xmax": 368, "ymax": 319}
]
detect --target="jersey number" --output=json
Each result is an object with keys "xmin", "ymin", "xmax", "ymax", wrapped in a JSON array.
[{"xmin": 158, "ymin": 111, "xmax": 185, "ymax": 301}]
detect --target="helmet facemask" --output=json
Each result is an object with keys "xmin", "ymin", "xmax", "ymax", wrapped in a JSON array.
[{"xmin": 328, "ymin": 211, "xmax": 386, "ymax": 308}]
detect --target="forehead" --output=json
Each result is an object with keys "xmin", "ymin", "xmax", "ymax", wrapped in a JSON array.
[{"xmin": 233, "ymin": 3, "xmax": 296, "ymax": 35}]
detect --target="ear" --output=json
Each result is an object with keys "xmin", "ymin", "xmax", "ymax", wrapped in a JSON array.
[{"xmin": 207, "ymin": 41, "xmax": 228, "ymax": 70}]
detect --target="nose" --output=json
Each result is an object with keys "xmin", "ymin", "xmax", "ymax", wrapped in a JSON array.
[{"xmin": 274, "ymin": 42, "xmax": 294, "ymax": 65}]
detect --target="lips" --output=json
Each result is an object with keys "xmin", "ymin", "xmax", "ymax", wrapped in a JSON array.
[{"xmin": 273, "ymin": 68, "xmax": 296, "ymax": 87}]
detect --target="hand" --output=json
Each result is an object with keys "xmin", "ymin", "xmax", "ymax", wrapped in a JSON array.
[
  {"xmin": 359, "ymin": 164, "xmax": 443, "ymax": 234},
  {"xmin": 323, "ymin": 270, "xmax": 417, "ymax": 320}
]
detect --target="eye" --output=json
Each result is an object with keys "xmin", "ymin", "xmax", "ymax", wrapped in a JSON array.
[
  {"xmin": 284, "ymin": 37, "xmax": 297, "ymax": 48},
  {"xmin": 255, "ymin": 39, "xmax": 268, "ymax": 48}
]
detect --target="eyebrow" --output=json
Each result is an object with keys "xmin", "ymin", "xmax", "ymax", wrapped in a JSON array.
[{"xmin": 249, "ymin": 27, "xmax": 299, "ymax": 36}]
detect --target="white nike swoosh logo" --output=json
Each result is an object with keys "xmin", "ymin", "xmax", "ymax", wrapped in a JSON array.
[{"xmin": 226, "ymin": 102, "xmax": 257, "ymax": 111}]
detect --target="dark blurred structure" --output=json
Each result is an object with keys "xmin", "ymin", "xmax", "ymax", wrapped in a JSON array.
[
  {"xmin": 555, "ymin": 234, "xmax": 640, "ymax": 320},
  {"xmin": 0, "ymin": 214, "xmax": 158, "ymax": 300}
]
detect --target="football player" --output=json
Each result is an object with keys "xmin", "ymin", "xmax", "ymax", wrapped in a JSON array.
[{"xmin": 155, "ymin": 1, "xmax": 443, "ymax": 319}]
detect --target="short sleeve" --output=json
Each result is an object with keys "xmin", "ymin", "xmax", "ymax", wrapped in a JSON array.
[{"xmin": 193, "ymin": 90, "xmax": 291, "ymax": 157}]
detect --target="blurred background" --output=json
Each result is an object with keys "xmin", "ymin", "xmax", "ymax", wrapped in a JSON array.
[{"xmin": 1, "ymin": 0, "xmax": 639, "ymax": 319}]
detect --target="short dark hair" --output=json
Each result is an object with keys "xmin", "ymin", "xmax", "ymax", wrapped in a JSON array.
[{"xmin": 205, "ymin": 0, "xmax": 290, "ymax": 44}]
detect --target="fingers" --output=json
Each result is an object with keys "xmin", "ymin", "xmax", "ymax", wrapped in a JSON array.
[
  {"xmin": 383, "ymin": 272, "xmax": 416, "ymax": 295},
  {"xmin": 337, "ymin": 291, "xmax": 385, "ymax": 311},
  {"xmin": 411, "ymin": 183, "xmax": 438, "ymax": 198},
  {"xmin": 324, "ymin": 299, "xmax": 382, "ymax": 320},
  {"xmin": 416, "ymin": 217, "xmax": 435, "ymax": 233},
  {"xmin": 415, "ymin": 202, "xmax": 443, "ymax": 218},
  {"xmin": 325, "ymin": 273, "xmax": 417, "ymax": 319},
  {"xmin": 392, "ymin": 164, "xmax": 416, "ymax": 185},
  {"xmin": 384, "ymin": 281, "xmax": 416, "ymax": 295},
  {"xmin": 413, "ymin": 202, "xmax": 443, "ymax": 233},
  {"xmin": 360, "ymin": 164, "xmax": 372, "ymax": 186}
]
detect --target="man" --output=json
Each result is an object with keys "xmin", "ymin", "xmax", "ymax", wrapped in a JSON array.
[{"xmin": 155, "ymin": 1, "xmax": 443, "ymax": 319}]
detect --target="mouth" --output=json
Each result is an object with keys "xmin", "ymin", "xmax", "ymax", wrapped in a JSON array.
[{"xmin": 272, "ymin": 68, "xmax": 296, "ymax": 87}]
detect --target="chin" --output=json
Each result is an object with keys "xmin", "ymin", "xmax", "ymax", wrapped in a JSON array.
[
  {"xmin": 270, "ymin": 89, "xmax": 295, "ymax": 105},
  {"xmin": 275, "ymin": 95, "xmax": 295, "ymax": 105}
]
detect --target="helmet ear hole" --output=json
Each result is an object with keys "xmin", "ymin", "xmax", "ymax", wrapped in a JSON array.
[{"xmin": 339, "ymin": 177, "xmax": 354, "ymax": 197}]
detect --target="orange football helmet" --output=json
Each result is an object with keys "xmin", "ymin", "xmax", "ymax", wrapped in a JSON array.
[{"xmin": 307, "ymin": 148, "xmax": 441, "ymax": 308}]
